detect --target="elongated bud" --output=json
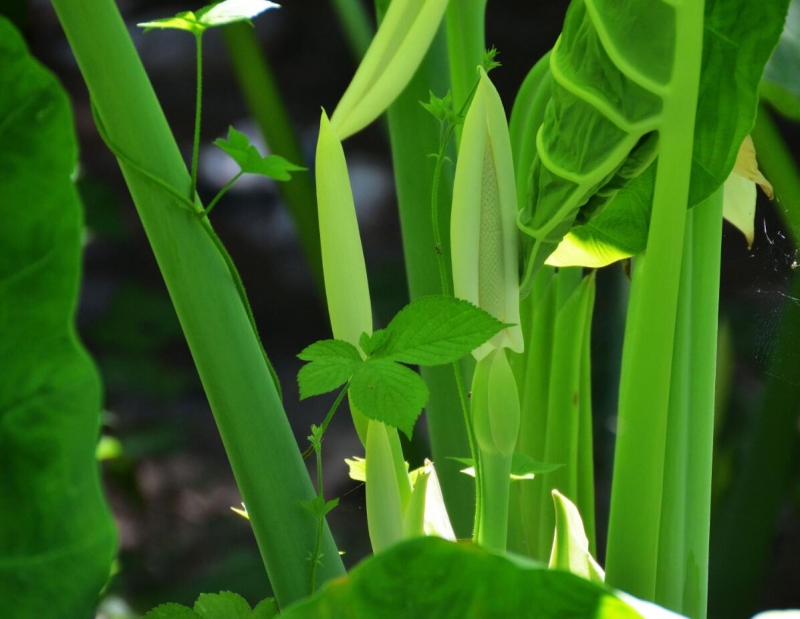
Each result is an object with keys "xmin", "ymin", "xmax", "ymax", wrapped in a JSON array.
[
  {"xmin": 315, "ymin": 110, "xmax": 372, "ymax": 443},
  {"xmin": 330, "ymin": 0, "xmax": 450, "ymax": 140},
  {"xmin": 549, "ymin": 490, "xmax": 605, "ymax": 584},
  {"xmin": 472, "ymin": 349, "xmax": 520, "ymax": 458},
  {"xmin": 451, "ymin": 67, "xmax": 523, "ymax": 360},
  {"xmin": 366, "ymin": 420, "xmax": 405, "ymax": 553},
  {"xmin": 403, "ymin": 460, "xmax": 456, "ymax": 540}
]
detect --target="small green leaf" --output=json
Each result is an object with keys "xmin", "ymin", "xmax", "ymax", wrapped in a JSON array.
[
  {"xmin": 299, "ymin": 496, "xmax": 339, "ymax": 519},
  {"xmin": 215, "ymin": 126, "xmax": 305, "ymax": 180},
  {"xmin": 452, "ymin": 453, "xmax": 563, "ymax": 480},
  {"xmin": 374, "ymin": 295, "xmax": 506, "ymax": 366},
  {"xmin": 349, "ymin": 360, "xmax": 429, "ymax": 437},
  {"xmin": 138, "ymin": 0, "xmax": 279, "ymax": 34},
  {"xmin": 359, "ymin": 328, "xmax": 389, "ymax": 356},
  {"xmin": 297, "ymin": 339, "xmax": 362, "ymax": 399},
  {"xmin": 420, "ymin": 90, "xmax": 460, "ymax": 125},
  {"xmin": 345, "ymin": 456, "xmax": 367, "ymax": 482},
  {"xmin": 252, "ymin": 598, "xmax": 279, "ymax": 619},
  {"xmin": 144, "ymin": 604, "xmax": 200, "ymax": 618},
  {"xmin": 194, "ymin": 592, "xmax": 254, "ymax": 619},
  {"xmin": 482, "ymin": 46, "xmax": 501, "ymax": 73}
]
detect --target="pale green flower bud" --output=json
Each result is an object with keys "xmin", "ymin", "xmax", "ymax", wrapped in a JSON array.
[
  {"xmin": 471, "ymin": 348, "xmax": 520, "ymax": 458},
  {"xmin": 330, "ymin": 0, "xmax": 450, "ymax": 140},
  {"xmin": 451, "ymin": 67, "xmax": 523, "ymax": 360},
  {"xmin": 366, "ymin": 420, "xmax": 404, "ymax": 552}
]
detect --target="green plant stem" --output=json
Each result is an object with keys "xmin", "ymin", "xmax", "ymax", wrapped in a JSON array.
[
  {"xmin": 445, "ymin": 0, "xmax": 487, "ymax": 145},
  {"xmin": 374, "ymin": 0, "xmax": 475, "ymax": 538},
  {"xmin": 477, "ymin": 451, "xmax": 512, "ymax": 550},
  {"xmin": 329, "ymin": 0, "xmax": 374, "ymax": 60},
  {"xmin": 302, "ymin": 386, "xmax": 349, "ymax": 459},
  {"xmin": 605, "ymin": 0, "xmax": 705, "ymax": 602},
  {"xmin": 191, "ymin": 33, "xmax": 203, "ymax": 198},
  {"xmin": 709, "ymin": 105, "xmax": 800, "ymax": 618},
  {"xmin": 204, "ymin": 171, "xmax": 243, "ymax": 217},
  {"xmin": 222, "ymin": 23, "xmax": 324, "ymax": 291},
  {"xmin": 50, "ymin": 0, "xmax": 344, "ymax": 606}
]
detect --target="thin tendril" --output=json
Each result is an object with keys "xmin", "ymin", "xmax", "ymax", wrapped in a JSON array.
[{"xmin": 191, "ymin": 33, "xmax": 203, "ymax": 199}]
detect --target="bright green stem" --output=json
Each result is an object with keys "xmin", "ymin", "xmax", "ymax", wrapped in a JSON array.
[
  {"xmin": 191, "ymin": 33, "xmax": 202, "ymax": 198},
  {"xmin": 477, "ymin": 451, "xmax": 512, "ymax": 550},
  {"xmin": 50, "ymin": 0, "xmax": 344, "ymax": 606},
  {"xmin": 222, "ymin": 23, "xmax": 323, "ymax": 291},
  {"xmin": 205, "ymin": 171, "xmax": 243, "ymax": 217},
  {"xmin": 445, "ymin": 0, "xmax": 487, "ymax": 144},
  {"xmin": 605, "ymin": 0, "xmax": 705, "ymax": 602},
  {"xmin": 709, "ymin": 105, "xmax": 800, "ymax": 618},
  {"xmin": 374, "ymin": 0, "xmax": 475, "ymax": 538},
  {"xmin": 330, "ymin": 0, "xmax": 374, "ymax": 60}
]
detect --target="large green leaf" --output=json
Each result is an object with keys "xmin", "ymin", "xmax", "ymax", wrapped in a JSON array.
[
  {"xmin": 0, "ymin": 17, "xmax": 117, "ymax": 617},
  {"xmin": 519, "ymin": 0, "xmax": 789, "ymax": 274},
  {"xmin": 281, "ymin": 537, "xmax": 643, "ymax": 618},
  {"xmin": 760, "ymin": 0, "xmax": 800, "ymax": 120}
]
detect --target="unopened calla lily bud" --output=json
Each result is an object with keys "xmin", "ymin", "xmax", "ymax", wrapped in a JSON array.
[
  {"xmin": 330, "ymin": 0, "xmax": 450, "ymax": 140},
  {"xmin": 451, "ymin": 67, "xmax": 523, "ymax": 360},
  {"xmin": 471, "ymin": 348, "xmax": 520, "ymax": 458}
]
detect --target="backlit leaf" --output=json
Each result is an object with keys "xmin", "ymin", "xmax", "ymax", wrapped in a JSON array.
[
  {"xmin": 297, "ymin": 339, "xmax": 362, "ymax": 400},
  {"xmin": 138, "ymin": 0, "xmax": 278, "ymax": 34},
  {"xmin": 215, "ymin": 126, "xmax": 305, "ymax": 180}
]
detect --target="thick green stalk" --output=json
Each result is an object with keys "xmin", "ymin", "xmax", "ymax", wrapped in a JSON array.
[
  {"xmin": 605, "ymin": 0, "xmax": 705, "ymax": 601},
  {"xmin": 330, "ymin": 0, "xmax": 374, "ymax": 60},
  {"xmin": 50, "ymin": 0, "xmax": 343, "ymax": 606},
  {"xmin": 222, "ymin": 22, "xmax": 323, "ymax": 291},
  {"xmin": 709, "ymin": 106, "xmax": 800, "ymax": 618},
  {"xmin": 374, "ymin": 0, "xmax": 475, "ymax": 537},
  {"xmin": 445, "ymin": 0, "xmax": 487, "ymax": 144}
]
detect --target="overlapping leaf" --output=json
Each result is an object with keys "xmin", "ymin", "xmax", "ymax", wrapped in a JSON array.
[{"xmin": 138, "ymin": 0, "xmax": 278, "ymax": 34}]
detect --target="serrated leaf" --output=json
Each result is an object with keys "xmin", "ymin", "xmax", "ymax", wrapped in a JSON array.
[
  {"xmin": 143, "ymin": 603, "xmax": 199, "ymax": 618},
  {"xmin": 138, "ymin": 0, "xmax": 279, "ymax": 34},
  {"xmin": 349, "ymin": 360, "xmax": 429, "ymax": 437},
  {"xmin": 451, "ymin": 454, "xmax": 563, "ymax": 481},
  {"xmin": 252, "ymin": 598, "xmax": 279, "ymax": 619},
  {"xmin": 359, "ymin": 329, "xmax": 389, "ymax": 356},
  {"xmin": 215, "ymin": 126, "xmax": 305, "ymax": 180},
  {"xmin": 194, "ymin": 592, "xmax": 254, "ymax": 619},
  {"xmin": 374, "ymin": 295, "xmax": 506, "ymax": 366},
  {"xmin": 297, "ymin": 339, "xmax": 362, "ymax": 399}
]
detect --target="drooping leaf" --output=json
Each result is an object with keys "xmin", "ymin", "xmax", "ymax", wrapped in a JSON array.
[
  {"xmin": 330, "ymin": 0, "xmax": 450, "ymax": 139},
  {"xmin": 0, "ymin": 18, "xmax": 117, "ymax": 618},
  {"xmin": 518, "ymin": 0, "xmax": 789, "ymax": 278},
  {"xmin": 373, "ymin": 295, "xmax": 506, "ymax": 366},
  {"xmin": 138, "ymin": 0, "xmax": 279, "ymax": 34},
  {"xmin": 296, "ymin": 339, "xmax": 362, "ymax": 399},
  {"xmin": 348, "ymin": 360, "xmax": 429, "ymax": 438},
  {"xmin": 280, "ymin": 537, "xmax": 644, "ymax": 618},
  {"xmin": 453, "ymin": 453, "xmax": 563, "ymax": 481},
  {"xmin": 215, "ymin": 126, "xmax": 305, "ymax": 180},
  {"xmin": 760, "ymin": 0, "xmax": 800, "ymax": 120}
]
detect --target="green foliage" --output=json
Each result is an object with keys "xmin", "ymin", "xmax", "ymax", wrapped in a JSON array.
[
  {"xmin": 297, "ymin": 295, "xmax": 505, "ymax": 437},
  {"xmin": 0, "ymin": 17, "xmax": 117, "ymax": 618},
  {"xmin": 143, "ymin": 592, "xmax": 278, "ymax": 619},
  {"xmin": 541, "ymin": 0, "xmax": 789, "ymax": 268},
  {"xmin": 214, "ymin": 126, "xmax": 305, "ymax": 180},
  {"xmin": 452, "ymin": 453, "xmax": 563, "ymax": 480},
  {"xmin": 761, "ymin": 0, "xmax": 800, "ymax": 120},
  {"xmin": 281, "ymin": 537, "xmax": 642, "ymax": 618},
  {"xmin": 138, "ymin": 0, "xmax": 278, "ymax": 35}
]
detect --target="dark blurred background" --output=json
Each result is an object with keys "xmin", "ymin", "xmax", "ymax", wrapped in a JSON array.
[{"xmin": 5, "ymin": 0, "xmax": 800, "ymax": 616}]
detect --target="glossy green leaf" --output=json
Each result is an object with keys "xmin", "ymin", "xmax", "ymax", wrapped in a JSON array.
[
  {"xmin": 214, "ymin": 126, "xmax": 305, "ymax": 180},
  {"xmin": 297, "ymin": 339, "xmax": 362, "ymax": 399},
  {"xmin": 0, "ymin": 18, "xmax": 117, "ymax": 618},
  {"xmin": 760, "ymin": 0, "xmax": 800, "ymax": 120},
  {"xmin": 281, "ymin": 537, "xmax": 642, "ymax": 618},
  {"xmin": 374, "ymin": 295, "xmax": 506, "ymax": 366},
  {"xmin": 138, "ymin": 0, "xmax": 279, "ymax": 34},
  {"xmin": 143, "ymin": 592, "xmax": 279, "ymax": 619},
  {"xmin": 519, "ymin": 0, "xmax": 788, "ymax": 276},
  {"xmin": 349, "ymin": 359, "xmax": 429, "ymax": 438}
]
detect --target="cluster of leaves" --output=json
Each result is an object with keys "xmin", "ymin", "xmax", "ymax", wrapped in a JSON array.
[
  {"xmin": 143, "ymin": 592, "xmax": 277, "ymax": 619},
  {"xmin": 297, "ymin": 295, "xmax": 506, "ymax": 437}
]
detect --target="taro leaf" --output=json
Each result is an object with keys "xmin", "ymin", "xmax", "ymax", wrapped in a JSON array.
[
  {"xmin": 348, "ymin": 359, "xmax": 429, "ymax": 438},
  {"xmin": 373, "ymin": 295, "xmax": 506, "ymax": 366},
  {"xmin": 280, "ymin": 536, "xmax": 642, "ymax": 618},
  {"xmin": 138, "ymin": 0, "xmax": 279, "ymax": 34},
  {"xmin": 519, "ymin": 0, "xmax": 789, "ymax": 278},
  {"xmin": 214, "ymin": 126, "xmax": 305, "ymax": 180},
  {"xmin": 0, "ymin": 17, "xmax": 117, "ymax": 618},
  {"xmin": 761, "ymin": 0, "xmax": 800, "ymax": 121}
]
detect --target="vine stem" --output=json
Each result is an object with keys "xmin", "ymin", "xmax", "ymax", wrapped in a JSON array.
[
  {"xmin": 302, "ymin": 387, "xmax": 349, "ymax": 460},
  {"xmin": 204, "ymin": 171, "xmax": 243, "ymax": 217},
  {"xmin": 191, "ymin": 32, "xmax": 203, "ymax": 199}
]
